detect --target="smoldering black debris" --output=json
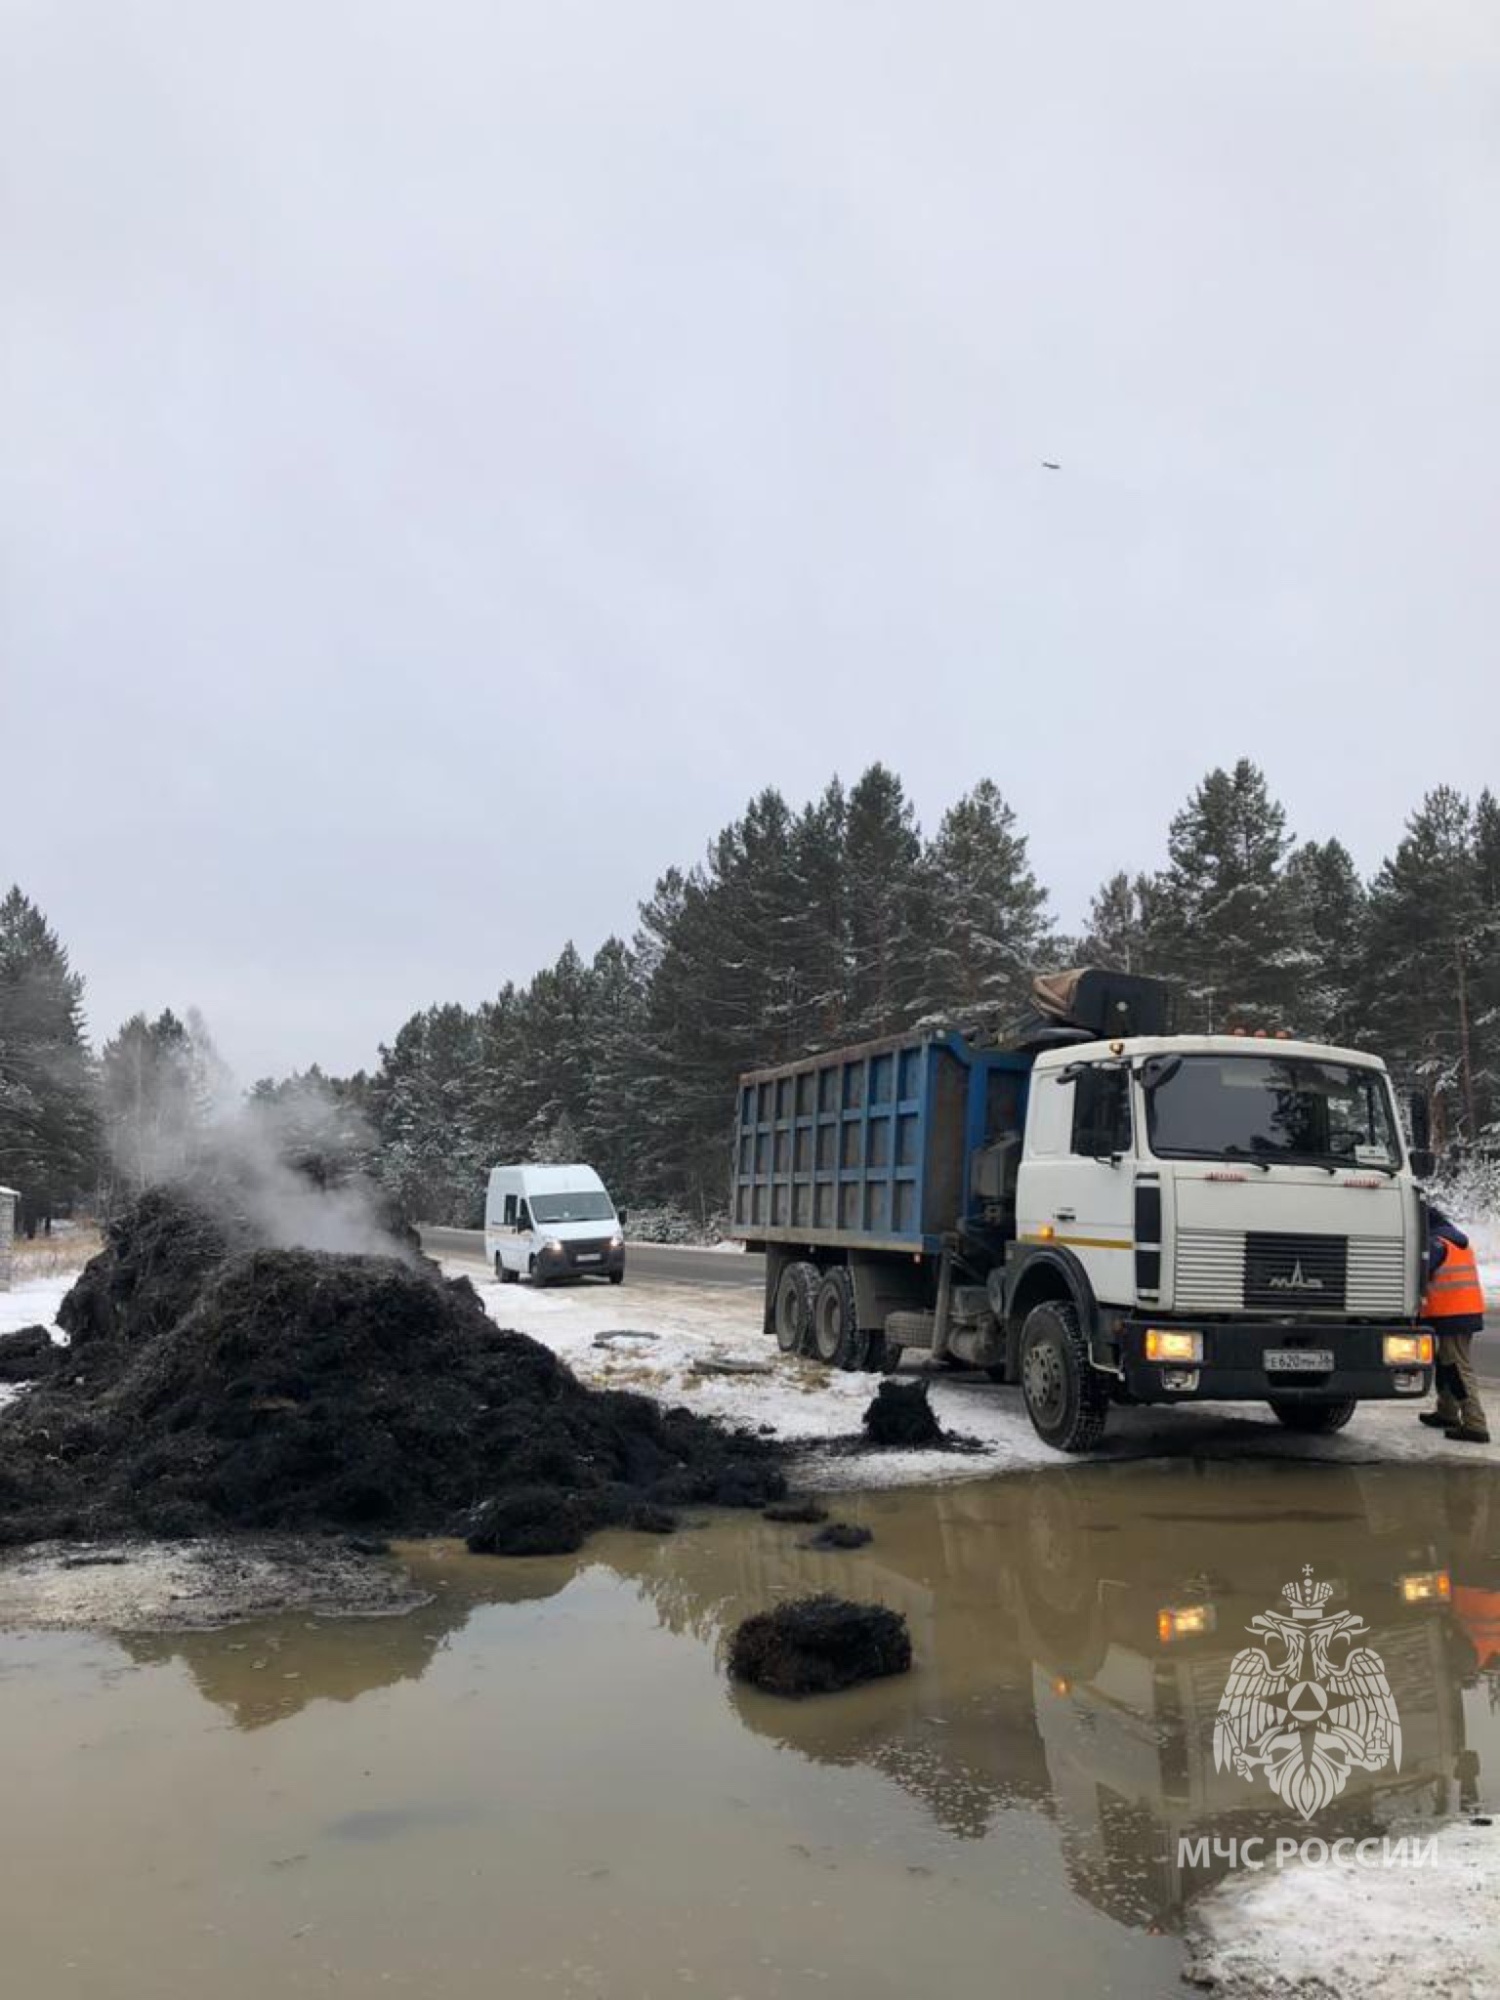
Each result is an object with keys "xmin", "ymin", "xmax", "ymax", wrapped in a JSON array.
[
  {"xmin": 804, "ymin": 1522, "xmax": 872, "ymax": 1550},
  {"xmin": 0, "ymin": 1326, "xmax": 60, "ymax": 1383},
  {"xmin": 762, "ymin": 1500, "xmax": 829, "ymax": 1525},
  {"xmin": 0, "ymin": 1187, "xmax": 784, "ymax": 1549},
  {"xmin": 727, "ymin": 1595, "xmax": 912, "ymax": 1697},
  {"xmin": 861, "ymin": 1380, "xmax": 947, "ymax": 1448}
]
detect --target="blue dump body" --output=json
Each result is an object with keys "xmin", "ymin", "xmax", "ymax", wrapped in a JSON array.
[{"xmin": 732, "ymin": 1031, "xmax": 1033, "ymax": 1254}]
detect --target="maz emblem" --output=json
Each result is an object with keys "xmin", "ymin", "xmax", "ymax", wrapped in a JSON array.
[{"xmin": 1268, "ymin": 1259, "xmax": 1324, "ymax": 1291}]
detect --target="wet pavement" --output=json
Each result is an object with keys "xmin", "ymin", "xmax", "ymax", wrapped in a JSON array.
[{"xmin": 3, "ymin": 1456, "xmax": 1498, "ymax": 1998}]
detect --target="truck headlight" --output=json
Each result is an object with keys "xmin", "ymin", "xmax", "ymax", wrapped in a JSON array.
[
  {"xmin": 608, "ymin": 1233, "xmax": 623, "ymax": 1251},
  {"xmin": 1384, "ymin": 1333, "xmax": 1434, "ymax": 1366},
  {"xmin": 1399, "ymin": 1569, "xmax": 1451, "ymax": 1605},
  {"xmin": 1157, "ymin": 1603, "xmax": 1216, "ymax": 1643},
  {"xmin": 1145, "ymin": 1328, "xmax": 1204, "ymax": 1363}
]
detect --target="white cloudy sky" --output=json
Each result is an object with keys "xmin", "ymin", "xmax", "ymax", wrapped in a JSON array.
[{"xmin": 4, "ymin": 2, "xmax": 1498, "ymax": 1078}]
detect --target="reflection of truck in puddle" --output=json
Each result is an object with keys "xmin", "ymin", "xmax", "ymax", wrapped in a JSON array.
[
  {"xmin": 1013, "ymin": 1465, "xmax": 1466, "ymax": 1923},
  {"xmin": 698, "ymin": 1464, "xmax": 1479, "ymax": 1930}
]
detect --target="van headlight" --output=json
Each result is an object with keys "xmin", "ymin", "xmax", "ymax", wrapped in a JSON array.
[
  {"xmin": 1145, "ymin": 1328, "xmax": 1204, "ymax": 1363},
  {"xmin": 608, "ymin": 1233, "xmax": 623, "ymax": 1251},
  {"xmin": 1384, "ymin": 1332, "xmax": 1433, "ymax": 1366}
]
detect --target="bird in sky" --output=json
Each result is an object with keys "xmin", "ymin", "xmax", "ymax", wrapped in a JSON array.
[{"xmin": 1041, "ymin": 460, "xmax": 1061, "ymax": 470}]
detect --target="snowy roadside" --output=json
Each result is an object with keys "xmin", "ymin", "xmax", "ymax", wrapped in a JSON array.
[
  {"xmin": 0, "ymin": 1277, "xmax": 71, "ymax": 1412},
  {"xmin": 444, "ymin": 1259, "xmax": 1500, "ymax": 1482},
  {"xmin": 1183, "ymin": 1819, "xmax": 1500, "ymax": 2000}
]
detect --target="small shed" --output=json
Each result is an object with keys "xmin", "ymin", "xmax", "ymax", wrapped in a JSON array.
[{"xmin": 0, "ymin": 1187, "xmax": 18, "ymax": 1290}]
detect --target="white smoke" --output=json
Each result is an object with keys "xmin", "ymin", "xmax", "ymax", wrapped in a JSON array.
[{"xmin": 104, "ymin": 1012, "xmax": 411, "ymax": 1259}]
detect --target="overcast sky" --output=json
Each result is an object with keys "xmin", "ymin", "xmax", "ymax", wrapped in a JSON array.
[{"xmin": 4, "ymin": 2, "xmax": 1498, "ymax": 1080}]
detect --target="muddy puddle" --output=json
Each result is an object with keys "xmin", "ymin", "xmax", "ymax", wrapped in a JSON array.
[{"xmin": 4, "ymin": 1457, "xmax": 1498, "ymax": 1998}]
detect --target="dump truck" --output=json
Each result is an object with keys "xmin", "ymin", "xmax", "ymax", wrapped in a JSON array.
[{"xmin": 730, "ymin": 970, "xmax": 1436, "ymax": 1451}]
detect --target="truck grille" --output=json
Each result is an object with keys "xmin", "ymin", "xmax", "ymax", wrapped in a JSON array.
[
  {"xmin": 1173, "ymin": 1229, "xmax": 1245, "ymax": 1312},
  {"xmin": 1244, "ymin": 1233, "xmax": 1347, "ymax": 1311},
  {"xmin": 1173, "ymin": 1231, "xmax": 1406, "ymax": 1315}
]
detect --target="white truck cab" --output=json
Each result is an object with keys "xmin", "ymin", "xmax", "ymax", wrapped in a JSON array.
[
  {"xmin": 1009, "ymin": 1033, "xmax": 1428, "ymax": 1442},
  {"xmin": 484, "ymin": 1163, "xmax": 626, "ymax": 1287}
]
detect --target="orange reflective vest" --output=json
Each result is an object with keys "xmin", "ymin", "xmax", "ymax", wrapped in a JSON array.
[{"xmin": 1420, "ymin": 1238, "xmax": 1486, "ymax": 1322}]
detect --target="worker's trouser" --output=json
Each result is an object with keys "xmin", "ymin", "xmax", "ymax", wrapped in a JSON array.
[{"xmin": 1435, "ymin": 1332, "xmax": 1487, "ymax": 1431}]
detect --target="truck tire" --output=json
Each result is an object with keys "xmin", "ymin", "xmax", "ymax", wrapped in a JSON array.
[
  {"xmin": 1019, "ymin": 1300, "xmax": 1109, "ymax": 1453},
  {"xmin": 773, "ymin": 1261, "xmax": 818, "ymax": 1354},
  {"xmin": 811, "ymin": 1267, "xmax": 858, "ymax": 1369},
  {"xmin": 496, "ymin": 1254, "xmax": 518, "ymax": 1285},
  {"xmin": 1268, "ymin": 1398, "xmax": 1357, "ymax": 1435}
]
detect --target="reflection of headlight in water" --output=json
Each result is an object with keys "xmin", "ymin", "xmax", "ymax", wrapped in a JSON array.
[
  {"xmin": 1399, "ymin": 1569, "xmax": 1451, "ymax": 1605},
  {"xmin": 1157, "ymin": 1603, "xmax": 1216, "ymax": 1644}
]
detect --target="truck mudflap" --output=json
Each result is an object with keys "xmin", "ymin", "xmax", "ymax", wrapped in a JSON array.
[{"xmin": 1113, "ymin": 1320, "xmax": 1432, "ymax": 1406}]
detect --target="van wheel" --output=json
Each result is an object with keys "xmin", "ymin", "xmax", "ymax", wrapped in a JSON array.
[
  {"xmin": 811, "ymin": 1267, "xmax": 859, "ymax": 1369},
  {"xmin": 528, "ymin": 1256, "xmax": 548, "ymax": 1290},
  {"xmin": 1268, "ymin": 1398, "xmax": 1357, "ymax": 1434},
  {"xmin": 496, "ymin": 1254, "xmax": 518, "ymax": 1286},
  {"xmin": 609, "ymin": 1270, "xmax": 624, "ymax": 1286},
  {"xmin": 773, "ymin": 1261, "xmax": 818, "ymax": 1354},
  {"xmin": 1019, "ymin": 1300, "xmax": 1109, "ymax": 1453}
]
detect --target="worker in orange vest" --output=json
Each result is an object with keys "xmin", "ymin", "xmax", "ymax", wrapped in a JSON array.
[{"xmin": 1418, "ymin": 1208, "xmax": 1489, "ymax": 1445}]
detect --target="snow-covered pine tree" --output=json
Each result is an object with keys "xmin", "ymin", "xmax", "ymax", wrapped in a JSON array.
[
  {"xmin": 0, "ymin": 885, "xmax": 99, "ymax": 1229},
  {"xmin": 1153, "ymin": 761, "xmax": 1299, "ymax": 1032},
  {"xmin": 913, "ymin": 780, "xmax": 1052, "ymax": 1035},
  {"xmin": 1282, "ymin": 838, "xmax": 1368, "ymax": 1046}
]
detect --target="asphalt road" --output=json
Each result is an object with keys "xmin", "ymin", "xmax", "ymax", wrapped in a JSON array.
[
  {"xmin": 422, "ymin": 1224, "xmax": 1500, "ymax": 1391},
  {"xmin": 419, "ymin": 1226, "xmax": 766, "ymax": 1291}
]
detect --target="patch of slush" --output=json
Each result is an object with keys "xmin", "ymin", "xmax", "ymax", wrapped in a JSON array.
[
  {"xmin": 447, "ymin": 1260, "xmax": 1499, "ymax": 1481},
  {"xmin": 1184, "ymin": 1818, "xmax": 1500, "ymax": 1999},
  {"xmin": 0, "ymin": 1537, "xmax": 425, "ymax": 1632}
]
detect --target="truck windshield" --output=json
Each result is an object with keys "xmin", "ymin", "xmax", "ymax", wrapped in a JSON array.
[
  {"xmin": 528, "ymin": 1191, "xmax": 615, "ymax": 1224},
  {"xmin": 1143, "ymin": 1055, "xmax": 1401, "ymax": 1169}
]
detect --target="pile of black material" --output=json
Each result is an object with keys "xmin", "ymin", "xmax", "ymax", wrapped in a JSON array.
[
  {"xmin": 727, "ymin": 1595, "xmax": 911, "ymax": 1697},
  {"xmin": 762, "ymin": 1499, "xmax": 828, "ymax": 1525},
  {"xmin": 0, "ymin": 1188, "xmax": 783, "ymax": 1549},
  {"xmin": 805, "ymin": 1522, "xmax": 872, "ymax": 1550},
  {"xmin": 862, "ymin": 1380, "xmax": 946, "ymax": 1448},
  {"xmin": 0, "ymin": 1327, "xmax": 58, "ymax": 1384}
]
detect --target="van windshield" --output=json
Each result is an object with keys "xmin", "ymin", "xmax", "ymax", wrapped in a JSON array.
[
  {"xmin": 528, "ymin": 1191, "xmax": 615, "ymax": 1224},
  {"xmin": 1143, "ymin": 1055, "xmax": 1401, "ymax": 1170}
]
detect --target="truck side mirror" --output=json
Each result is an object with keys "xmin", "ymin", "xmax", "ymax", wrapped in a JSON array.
[
  {"xmin": 1410, "ymin": 1147, "xmax": 1436, "ymax": 1181},
  {"xmin": 617, "ymin": 1208, "xmax": 628, "ymax": 1228}
]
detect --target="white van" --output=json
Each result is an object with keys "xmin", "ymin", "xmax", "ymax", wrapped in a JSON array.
[{"xmin": 484, "ymin": 1163, "xmax": 626, "ymax": 1287}]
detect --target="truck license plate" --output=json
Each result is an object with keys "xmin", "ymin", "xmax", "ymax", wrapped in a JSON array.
[
  {"xmin": 575, "ymin": 1254, "xmax": 601, "ymax": 1265},
  {"xmin": 1265, "ymin": 1349, "xmax": 1334, "ymax": 1374}
]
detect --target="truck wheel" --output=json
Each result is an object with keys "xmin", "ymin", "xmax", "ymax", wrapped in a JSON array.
[
  {"xmin": 528, "ymin": 1256, "xmax": 548, "ymax": 1290},
  {"xmin": 1019, "ymin": 1301, "xmax": 1109, "ymax": 1453},
  {"xmin": 863, "ymin": 1332, "xmax": 889, "ymax": 1373},
  {"xmin": 609, "ymin": 1270, "xmax": 624, "ymax": 1286},
  {"xmin": 496, "ymin": 1254, "xmax": 518, "ymax": 1285},
  {"xmin": 1268, "ymin": 1398, "xmax": 1357, "ymax": 1434},
  {"xmin": 773, "ymin": 1261, "xmax": 818, "ymax": 1354},
  {"xmin": 811, "ymin": 1267, "xmax": 858, "ymax": 1369}
]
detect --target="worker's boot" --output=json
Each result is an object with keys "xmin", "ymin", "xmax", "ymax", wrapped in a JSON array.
[
  {"xmin": 1444, "ymin": 1424, "xmax": 1492, "ymax": 1445},
  {"xmin": 1419, "ymin": 1412, "xmax": 1451, "ymax": 1429}
]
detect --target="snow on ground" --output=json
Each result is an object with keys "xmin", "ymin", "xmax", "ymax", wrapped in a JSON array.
[
  {"xmin": 0, "ymin": 1276, "xmax": 71, "ymax": 1413},
  {"xmin": 0, "ymin": 1276, "xmax": 70, "ymax": 1340},
  {"xmin": 1184, "ymin": 1818, "xmax": 1500, "ymax": 2000},
  {"xmin": 442, "ymin": 1258, "xmax": 1500, "ymax": 1484}
]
